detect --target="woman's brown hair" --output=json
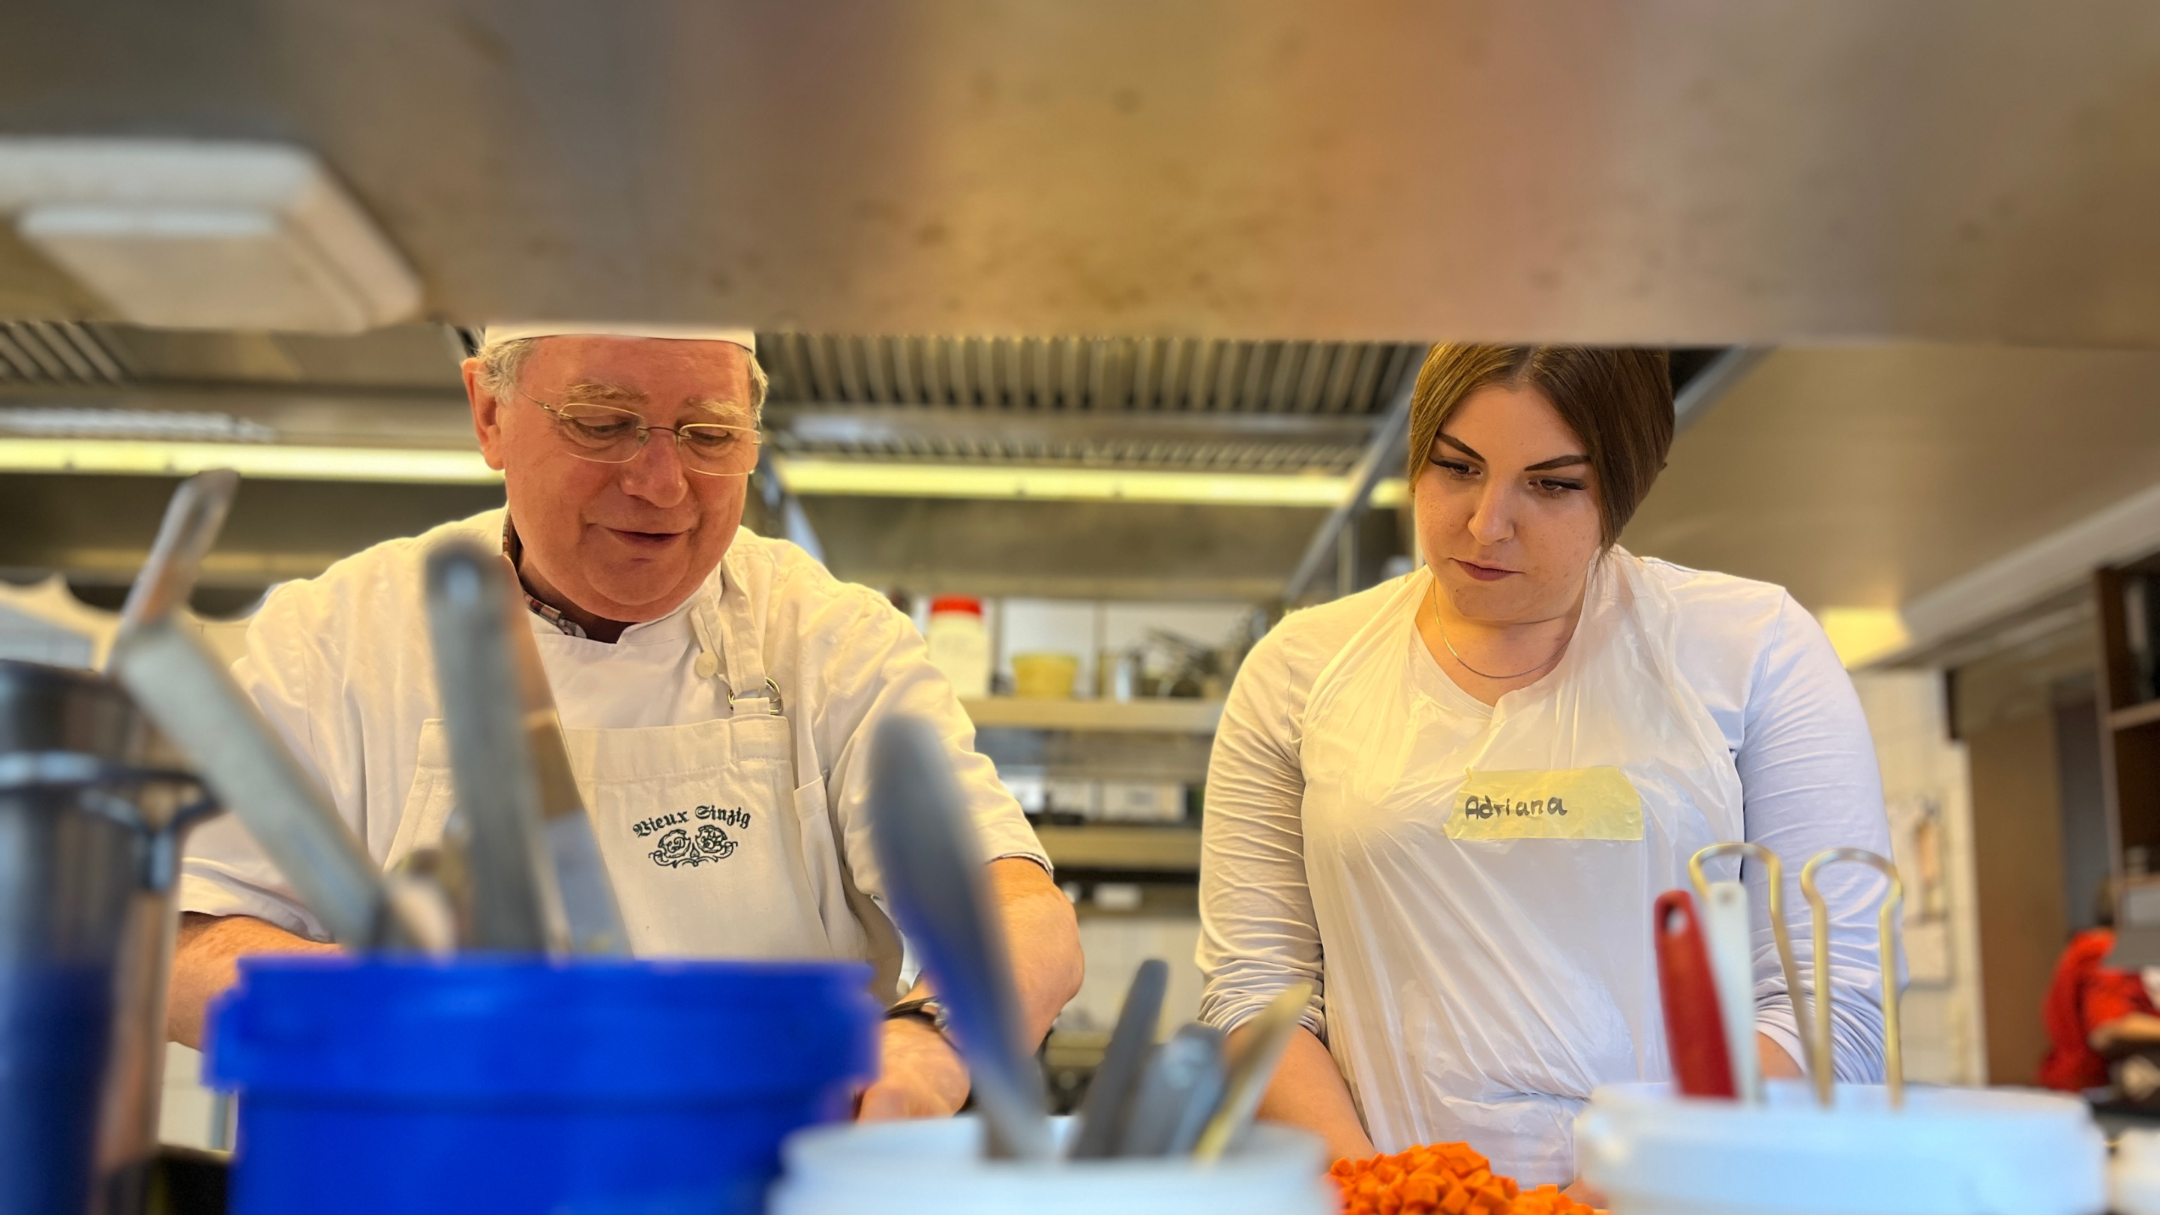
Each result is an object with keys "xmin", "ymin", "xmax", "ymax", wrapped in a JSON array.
[{"xmin": 1404, "ymin": 345, "xmax": 1673, "ymax": 547}]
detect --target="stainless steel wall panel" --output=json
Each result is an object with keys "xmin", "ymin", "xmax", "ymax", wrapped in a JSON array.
[{"xmin": 9, "ymin": 2, "xmax": 2156, "ymax": 344}]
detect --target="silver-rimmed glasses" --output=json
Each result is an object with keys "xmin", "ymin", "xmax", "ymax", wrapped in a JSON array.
[{"xmin": 524, "ymin": 393, "xmax": 759, "ymax": 477}]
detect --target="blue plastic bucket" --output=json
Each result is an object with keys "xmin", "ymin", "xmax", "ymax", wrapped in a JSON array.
[{"xmin": 206, "ymin": 955, "xmax": 878, "ymax": 1215}]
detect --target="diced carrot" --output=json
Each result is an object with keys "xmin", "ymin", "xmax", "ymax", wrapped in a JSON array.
[{"xmin": 1325, "ymin": 1140, "xmax": 1562, "ymax": 1215}]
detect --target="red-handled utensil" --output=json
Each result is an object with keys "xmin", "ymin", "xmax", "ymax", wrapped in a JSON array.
[{"xmin": 1654, "ymin": 888, "xmax": 1738, "ymax": 1100}]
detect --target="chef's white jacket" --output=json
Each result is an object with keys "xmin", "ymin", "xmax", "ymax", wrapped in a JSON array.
[{"xmin": 178, "ymin": 509, "xmax": 1048, "ymax": 961}]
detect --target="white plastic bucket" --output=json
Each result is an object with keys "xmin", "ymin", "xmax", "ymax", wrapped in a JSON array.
[
  {"xmin": 768, "ymin": 1115, "xmax": 1335, "ymax": 1215},
  {"xmin": 2112, "ymin": 1128, "xmax": 2160, "ymax": 1215},
  {"xmin": 1576, "ymin": 1080, "xmax": 2105, "ymax": 1215}
]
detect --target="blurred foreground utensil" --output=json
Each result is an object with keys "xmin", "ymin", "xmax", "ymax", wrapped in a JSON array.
[
  {"xmin": 1801, "ymin": 848, "xmax": 1905, "ymax": 1109},
  {"xmin": 424, "ymin": 541, "xmax": 568, "ymax": 955},
  {"xmin": 108, "ymin": 470, "xmax": 418, "ymax": 950},
  {"xmin": 1192, "ymin": 980, "xmax": 1314, "ymax": 1161},
  {"xmin": 384, "ymin": 844, "xmax": 462, "ymax": 955},
  {"xmin": 867, "ymin": 714, "xmax": 1052, "ymax": 1160},
  {"xmin": 1653, "ymin": 889, "xmax": 1736, "ymax": 1100},
  {"xmin": 1117, "ymin": 1023, "xmax": 1226, "ymax": 1158},
  {"xmin": 1699, "ymin": 880, "xmax": 1763, "ymax": 1103},
  {"xmin": 500, "ymin": 564, "xmax": 627, "ymax": 955},
  {"xmin": 1691, "ymin": 842, "xmax": 1818, "ymax": 1093},
  {"xmin": 1067, "ymin": 958, "xmax": 1169, "ymax": 1160},
  {"xmin": 115, "ymin": 469, "xmax": 237, "ymax": 637}
]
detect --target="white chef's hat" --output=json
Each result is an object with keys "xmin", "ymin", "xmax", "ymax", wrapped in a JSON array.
[{"xmin": 479, "ymin": 322, "xmax": 756, "ymax": 353}]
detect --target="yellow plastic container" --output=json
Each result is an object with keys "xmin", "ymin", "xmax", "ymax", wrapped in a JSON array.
[{"xmin": 1011, "ymin": 653, "xmax": 1080, "ymax": 699}]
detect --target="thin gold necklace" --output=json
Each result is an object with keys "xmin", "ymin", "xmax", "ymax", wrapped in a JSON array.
[{"xmin": 1429, "ymin": 582, "xmax": 1569, "ymax": 681}]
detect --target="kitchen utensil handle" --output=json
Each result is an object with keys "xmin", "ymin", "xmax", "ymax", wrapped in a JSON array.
[
  {"xmin": 1069, "ymin": 958, "xmax": 1170, "ymax": 1159},
  {"xmin": 867, "ymin": 715, "xmax": 1053, "ymax": 1160},
  {"xmin": 115, "ymin": 468, "xmax": 239, "ymax": 636},
  {"xmin": 1691, "ymin": 840, "xmax": 1821, "ymax": 1091},
  {"xmin": 424, "ymin": 542, "xmax": 568, "ymax": 955},
  {"xmin": 498, "ymin": 565, "xmax": 629, "ymax": 956},
  {"xmin": 109, "ymin": 621, "xmax": 416, "ymax": 949},
  {"xmin": 1801, "ymin": 848, "xmax": 1905, "ymax": 1109},
  {"xmin": 1654, "ymin": 889, "xmax": 1738, "ymax": 1100},
  {"xmin": 1190, "ymin": 979, "xmax": 1315, "ymax": 1161},
  {"xmin": 1701, "ymin": 880, "xmax": 1763, "ymax": 1103}
]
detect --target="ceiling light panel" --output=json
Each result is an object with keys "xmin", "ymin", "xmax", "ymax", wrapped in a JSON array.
[{"xmin": 0, "ymin": 139, "xmax": 422, "ymax": 333}]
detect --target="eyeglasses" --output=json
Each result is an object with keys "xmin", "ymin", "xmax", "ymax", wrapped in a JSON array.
[{"xmin": 523, "ymin": 393, "xmax": 760, "ymax": 477}]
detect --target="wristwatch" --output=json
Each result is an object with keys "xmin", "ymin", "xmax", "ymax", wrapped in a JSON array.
[{"xmin": 884, "ymin": 995, "xmax": 951, "ymax": 1038}]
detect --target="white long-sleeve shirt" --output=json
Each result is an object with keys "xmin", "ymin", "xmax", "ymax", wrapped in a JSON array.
[{"xmin": 1198, "ymin": 558, "xmax": 1897, "ymax": 1122}]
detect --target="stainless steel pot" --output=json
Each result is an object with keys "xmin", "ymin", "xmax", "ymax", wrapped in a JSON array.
[{"xmin": 0, "ymin": 659, "xmax": 217, "ymax": 1215}]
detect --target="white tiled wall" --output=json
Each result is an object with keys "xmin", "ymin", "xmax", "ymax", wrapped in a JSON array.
[
  {"xmin": 1063, "ymin": 916, "xmax": 1207, "ymax": 1042},
  {"xmin": 1850, "ymin": 669, "xmax": 1985, "ymax": 1086}
]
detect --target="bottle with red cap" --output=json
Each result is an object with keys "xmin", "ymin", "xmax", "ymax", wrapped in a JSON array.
[{"xmin": 925, "ymin": 595, "xmax": 991, "ymax": 699}]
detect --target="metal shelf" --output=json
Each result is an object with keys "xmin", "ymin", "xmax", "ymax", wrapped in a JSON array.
[
  {"xmin": 1036, "ymin": 825, "xmax": 1202, "ymax": 873},
  {"xmin": 962, "ymin": 697, "xmax": 1224, "ymax": 734},
  {"xmin": 2112, "ymin": 698, "xmax": 2160, "ymax": 732}
]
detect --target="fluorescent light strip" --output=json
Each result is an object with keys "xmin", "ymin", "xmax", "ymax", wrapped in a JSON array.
[
  {"xmin": 0, "ymin": 438, "xmax": 1414, "ymax": 506},
  {"xmin": 776, "ymin": 456, "xmax": 1410, "ymax": 508},
  {"xmin": 0, "ymin": 437, "xmax": 501, "ymax": 483}
]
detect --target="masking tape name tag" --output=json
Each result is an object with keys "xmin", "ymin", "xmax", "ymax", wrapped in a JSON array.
[{"xmin": 1446, "ymin": 767, "xmax": 1643, "ymax": 841}]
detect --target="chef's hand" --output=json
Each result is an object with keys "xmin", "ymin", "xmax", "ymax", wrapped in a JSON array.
[{"xmin": 857, "ymin": 1017, "xmax": 970, "ymax": 1120}]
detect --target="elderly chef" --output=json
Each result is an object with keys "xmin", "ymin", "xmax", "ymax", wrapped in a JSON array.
[{"xmin": 166, "ymin": 323, "xmax": 1082, "ymax": 1119}]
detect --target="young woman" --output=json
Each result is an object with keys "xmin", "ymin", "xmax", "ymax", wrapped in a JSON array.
[{"xmin": 1198, "ymin": 346, "xmax": 1894, "ymax": 1188}]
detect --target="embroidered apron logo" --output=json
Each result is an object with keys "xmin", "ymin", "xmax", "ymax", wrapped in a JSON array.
[{"xmin": 638, "ymin": 805, "xmax": 753, "ymax": 868}]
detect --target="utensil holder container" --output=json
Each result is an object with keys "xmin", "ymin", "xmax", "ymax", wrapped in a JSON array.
[
  {"xmin": 207, "ymin": 956, "xmax": 877, "ymax": 1215},
  {"xmin": 1576, "ymin": 1079, "xmax": 2104, "ymax": 1215},
  {"xmin": 770, "ymin": 1115, "xmax": 1337, "ymax": 1215}
]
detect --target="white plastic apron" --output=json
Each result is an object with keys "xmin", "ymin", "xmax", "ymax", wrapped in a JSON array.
[
  {"xmin": 388, "ymin": 567, "xmax": 868, "ymax": 963},
  {"xmin": 1297, "ymin": 549, "xmax": 1744, "ymax": 1186}
]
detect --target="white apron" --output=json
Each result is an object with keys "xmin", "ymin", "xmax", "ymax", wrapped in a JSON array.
[
  {"xmin": 1298, "ymin": 549, "xmax": 1744, "ymax": 1185},
  {"xmin": 388, "ymin": 564, "xmax": 888, "ymax": 968}
]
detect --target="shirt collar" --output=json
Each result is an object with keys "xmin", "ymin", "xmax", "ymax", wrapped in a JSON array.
[{"xmin": 501, "ymin": 517, "xmax": 590, "ymax": 639}]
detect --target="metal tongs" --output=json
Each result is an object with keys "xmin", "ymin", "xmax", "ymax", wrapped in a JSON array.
[{"xmin": 1687, "ymin": 842, "xmax": 1905, "ymax": 1110}]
